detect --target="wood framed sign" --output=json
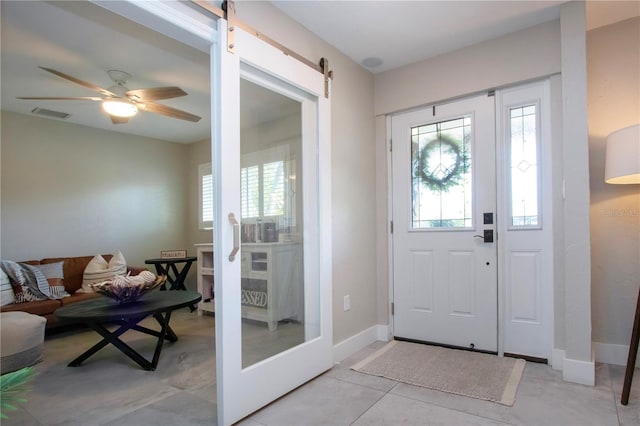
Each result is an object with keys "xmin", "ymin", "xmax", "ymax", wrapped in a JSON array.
[{"xmin": 161, "ymin": 250, "xmax": 187, "ymax": 259}]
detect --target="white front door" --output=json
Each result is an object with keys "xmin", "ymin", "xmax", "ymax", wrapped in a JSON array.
[
  {"xmin": 392, "ymin": 94, "xmax": 497, "ymax": 352},
  {"xmin": 214, "ymin": 21, "xmax": 332, "ymax": 426}
]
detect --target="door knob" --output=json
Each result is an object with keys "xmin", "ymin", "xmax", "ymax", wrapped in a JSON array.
[{"xmin": 473, "ymin": 229, "xmax": 494, "ymax": 243}]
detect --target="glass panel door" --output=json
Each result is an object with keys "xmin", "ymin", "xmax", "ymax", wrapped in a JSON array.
[
  {"xmin": 214, "ymin": 21, "xmax": 332, "ymax": 426},
  {"xmin": 239, "ymin": 78, "xmax": 313, "ymax": 367}
]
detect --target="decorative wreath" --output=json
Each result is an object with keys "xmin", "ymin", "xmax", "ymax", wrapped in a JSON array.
[{"xmin": 413, "ymin": 134, "xmax": 469, "ymax": 192}]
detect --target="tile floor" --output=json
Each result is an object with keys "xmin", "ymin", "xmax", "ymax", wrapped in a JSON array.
[{"xmin": 3, "ymin": 308, "xmax": 639, "ymax": 426}]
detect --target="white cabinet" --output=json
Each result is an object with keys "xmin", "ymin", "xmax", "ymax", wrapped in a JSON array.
[
  {"xmin": 194, "ymin": 242, "xmax": 302, "ymax": 329},
  {"xmin": 241, "ymin": 242, "xmax": 302, "ymax": 331},
  {"xmin": 195, "ymin": 244, "xmax": 214, "ymax": 315}
]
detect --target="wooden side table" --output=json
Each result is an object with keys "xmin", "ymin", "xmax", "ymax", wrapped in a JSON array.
[{"xmin": 144, "ymin": 257, "xmax": 197, "ymax": 291}]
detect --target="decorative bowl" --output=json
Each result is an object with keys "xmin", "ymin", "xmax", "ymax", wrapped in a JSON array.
[{"xmin": 90, "ymin": 271, "xmax": 166, "ymax": 304}]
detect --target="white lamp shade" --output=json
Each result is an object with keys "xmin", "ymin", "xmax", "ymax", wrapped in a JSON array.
[
  {"xmin": 102, "ymin": 100, "xmax": 137, "ymax": 118},
  {"xmin": 604, "ymin": 124, "xmax": 640, "ymax": 184}
]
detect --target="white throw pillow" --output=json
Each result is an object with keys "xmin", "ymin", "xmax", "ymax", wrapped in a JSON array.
[
  {"xmin": 79, "ymin": 252, "xmax": 127, "ymax": 293},
  {"xmin": 0, "ymin": 269, "xmax": 14, "ymax": 306}
]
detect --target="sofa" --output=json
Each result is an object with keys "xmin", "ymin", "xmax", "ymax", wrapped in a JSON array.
[{"xmin": 0, "ymin": 255, "xmax": 146, "ymax": 327}]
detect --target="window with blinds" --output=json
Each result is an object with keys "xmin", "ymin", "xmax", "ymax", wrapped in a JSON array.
[
  {"xmin": 241, "ymin": 165, "xmax": 260, "ymax": 218},
  {"xmin": 199, "ymin": 146, "xmax": 292, "ymax": 230},
  {"xmin": 263, "ymin": 161, "xmax": 285, "ymax": 216},
  {"xmin": 241, "ymin": 161, "xmax": 285, "ymax": 219},
  {"xmin": 199, "ymin": 163, "xmax": 214, "ymax": 229}
]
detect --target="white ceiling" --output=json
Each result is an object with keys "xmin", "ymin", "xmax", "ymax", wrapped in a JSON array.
[
  {"xmin": 273, "ymin": 1, "xmax": 640, "ymax": 74},
  {"xmin": 273, "ymin": 0, "xmax": 567, "ymax": 73},
  {"xmin": 2, "ymin": 1, "xmax": 638, "ymax": 144}
]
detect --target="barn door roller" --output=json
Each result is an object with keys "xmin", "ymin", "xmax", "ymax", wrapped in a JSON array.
[{"xmin": 193, "ymin": 0, "xmax": 333, "ymax": 98}]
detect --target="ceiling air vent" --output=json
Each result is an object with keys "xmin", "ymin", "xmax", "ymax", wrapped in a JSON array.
[{"xmin": 31, "ymin": 107, "xmax": 70, "ymax": 119}]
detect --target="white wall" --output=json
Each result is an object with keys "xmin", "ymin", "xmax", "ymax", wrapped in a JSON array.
[
  {"xmin": 1, "ymin": 111, "xmax": 189, "ymax": 268},
  {"xmin": 236, "ymin": 1, "xmax": 377, "ymax": 345},
  {"xmin": 588, "ymin": 17, "xmax": 640, "ymax": 365},
  {"xmin": 559, "ymin": 2, "xmax": 593, "ymax": 383}
]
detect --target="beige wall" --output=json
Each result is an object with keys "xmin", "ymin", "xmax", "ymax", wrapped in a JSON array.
[
  {"xmin": 375, "ymin": 19, "xmax": 561, "ymax": 115},
  {"xmin": 374, "ymin": 20, "xmax": 563, "ymax": 327},
  {"xmin": 1, "ymin": 111, "xmax": 190, "ymax": 270},
  {"xmin": 188, "ymin": 138, "xmax": 214, "ymax": 249},
  {"xmin": 588, "ymin": 18, "xmax": 640, "ymax": 349},
  {"xmin": 236, "ymin": 1, "xmax": 377, "ymax": 345}
]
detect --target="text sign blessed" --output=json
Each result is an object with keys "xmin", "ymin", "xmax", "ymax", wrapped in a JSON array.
[{"xmin": 161, "ymin": 250, "xmax": 187, "ymax": 259}]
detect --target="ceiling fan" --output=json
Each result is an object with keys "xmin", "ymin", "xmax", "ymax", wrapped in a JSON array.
[{"xmin": 18, "ymin": 66, "xmax": 201, "ymax": 124}]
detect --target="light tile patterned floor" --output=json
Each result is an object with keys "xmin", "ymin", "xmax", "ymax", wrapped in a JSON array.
[{"xmin": 3, "ymin": 309, "xmax": 639, "ymax": 425}]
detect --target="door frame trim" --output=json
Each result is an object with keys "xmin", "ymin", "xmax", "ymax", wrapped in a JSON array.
[{"xmin": 387, "ymin": 82, "xmax": 554, "ymax": 359}]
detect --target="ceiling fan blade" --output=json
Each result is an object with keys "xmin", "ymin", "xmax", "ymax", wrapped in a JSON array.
[
  {"xmin": 110, "ymin": 115, "xmax": 129, "ymax": 125},
  {"xmin": 38, "ymin": 66, "xmax": 118, "ymax": 97},
  {"xmin": 138, "ymin": 101, "xmax": 201, "ymax": 122},
  {"xmin": 125, "ymin": 87, "xmax": 187, "ymax": 101},
  {"xmin": 17, "ymin": 96, "xmax": 103, "ymax": 101}
]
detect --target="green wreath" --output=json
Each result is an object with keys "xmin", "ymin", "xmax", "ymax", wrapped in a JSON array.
[{"xmin": 413, "ymin": 134, "xmax": 469, "ymax": 192}]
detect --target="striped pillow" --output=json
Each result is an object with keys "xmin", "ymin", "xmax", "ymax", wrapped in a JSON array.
[
  {"xmin": 79, "ymin": 252, "xmax": 127, "ymax": 293},
  {"xmin": 34, "ymin": 262, "xmax": 70, "ymax": 299}
]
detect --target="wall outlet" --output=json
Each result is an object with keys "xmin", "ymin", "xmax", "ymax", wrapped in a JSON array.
[{"xmin": 343, "ymin": 295, "xmax": 351, "ymax": 311}]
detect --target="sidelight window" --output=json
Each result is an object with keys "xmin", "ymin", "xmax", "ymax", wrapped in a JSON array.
[{"xmin": 508, "ymin": 105, "xmax": 540, "ymax": 227}]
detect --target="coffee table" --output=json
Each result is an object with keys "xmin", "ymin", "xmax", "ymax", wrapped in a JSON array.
[{"xmin": 55, "ymin": 291, "xmax": 202, "ymax": 371}]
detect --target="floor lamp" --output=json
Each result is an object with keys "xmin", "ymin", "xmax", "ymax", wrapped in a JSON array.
[{"xmin": 604, "ymin": 123, "xmax": 640, "ymax": 405}]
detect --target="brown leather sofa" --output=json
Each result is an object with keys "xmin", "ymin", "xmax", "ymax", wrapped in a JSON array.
[{"xmin": 0, "ymin": 254, "xmax": 146, "ymax": 327}]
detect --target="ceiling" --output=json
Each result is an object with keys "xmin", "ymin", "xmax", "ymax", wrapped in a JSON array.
[
  {"xmin": 273, "ymin": 1, "xmax": 640, "ymax": 74},
  {"xmin": 273, "ymin": 0, "xmax": 569, "ymax": 73},
  {"xmin": 2, "ymin": 1, "xmax": 638, "ymax": 144},
  {"xmin": 1, "ymin": 1, "xmax": 211, "ymax": 144}
]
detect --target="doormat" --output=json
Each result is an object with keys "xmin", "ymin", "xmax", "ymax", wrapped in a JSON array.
[{"xmin": 351, "ymin": 340, "xmax": 525, "ymax": 406}]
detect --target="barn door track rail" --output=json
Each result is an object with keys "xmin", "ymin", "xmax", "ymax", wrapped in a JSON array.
[{"xmin": 192, "ymin": 0, "xmax": 333, "ymax": 98}]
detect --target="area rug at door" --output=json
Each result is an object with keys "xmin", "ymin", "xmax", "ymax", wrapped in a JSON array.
[{"xmin": 351, "ymin": 340, "xmax": 525, "ymax": 406}]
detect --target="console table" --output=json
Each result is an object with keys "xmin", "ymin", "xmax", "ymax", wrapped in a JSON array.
[{"xmin": 55, "ymin": 291, "xmax": 202, "ymax": 371}]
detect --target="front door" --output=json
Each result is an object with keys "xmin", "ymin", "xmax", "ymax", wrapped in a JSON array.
[{"xmin": 392, "ymin": 94, "xmax": 497, "ymax": 352}]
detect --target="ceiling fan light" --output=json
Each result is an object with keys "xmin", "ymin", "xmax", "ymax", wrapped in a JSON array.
[{"xmin": 102, "ymin": 100, "xmax": 137, "ymax": 117}]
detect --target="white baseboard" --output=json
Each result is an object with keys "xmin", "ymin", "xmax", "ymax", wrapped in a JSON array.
[
  {"xmin": 562, "ymin": 351, "xmax": 595, "ymax": 386},
  {"xmin": 593, "ymin": 341, "xmax": 639, "ymax": 367},
  {"xmin": 551, "ymin": 348, "xmax": 565, "ymax": 371},
  {"xmin": 333, "ymin": 324, "xmax": 389, "ymax": 363}
]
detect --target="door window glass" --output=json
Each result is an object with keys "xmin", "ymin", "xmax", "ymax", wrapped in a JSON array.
[
  {"xmin": 411, "ymin": 116, "xmax": 472, "ymax": 229},
  {"xmin": 240, "ymin": 78, "xmax": 309, "ymax": 368},
  {"xmin": 509, "ymin": 105, "xmax": 539, "ymax": 227}
]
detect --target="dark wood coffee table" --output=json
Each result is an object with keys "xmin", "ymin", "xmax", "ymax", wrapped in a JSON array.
[{"xmin": 55, "ymin": 291, "xmax": 202, "ymax": 371}]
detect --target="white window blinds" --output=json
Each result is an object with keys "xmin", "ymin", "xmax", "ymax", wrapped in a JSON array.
[{"xmin": 199, "ymin": 163, "xmax": 213, "ymax": 229}]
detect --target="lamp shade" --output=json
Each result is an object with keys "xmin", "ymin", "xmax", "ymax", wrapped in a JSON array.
[
  {"xmin": 102, "ymin": 100, "xmax": 137, "ymax": 118},
  {"xmin": 604, "ymin": 124, "xmax": 640, "ymax": 184}
]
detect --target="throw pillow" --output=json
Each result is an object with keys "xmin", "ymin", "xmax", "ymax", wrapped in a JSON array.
[
  {"xmin": 0, "ymin": 260, "xmax": 50, "ymax": 303},
  {"xmin": 0, "ymin": 269, "xmax": 15, "ymax": 306},
  {"xmin": 79, "ymin": 252, "xmax": 127, "ymax": 293},
  {"xmin": 34, "ymin": 261, "xmax": 70, "ymax": 299}
]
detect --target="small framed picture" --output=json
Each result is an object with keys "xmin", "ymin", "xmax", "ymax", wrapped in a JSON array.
[{"xmin": 161, "ymin": 250, "xmax": 187, "ymax": 259}]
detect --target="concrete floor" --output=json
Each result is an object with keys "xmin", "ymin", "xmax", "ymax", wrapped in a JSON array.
[{"xmin": 3, "ymin": 308, "xmax": 639, "ymax": 425}]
